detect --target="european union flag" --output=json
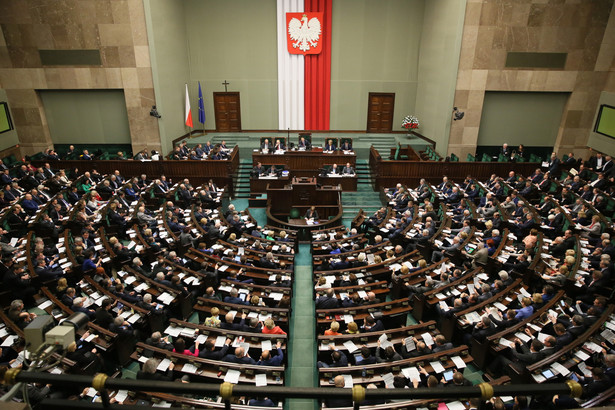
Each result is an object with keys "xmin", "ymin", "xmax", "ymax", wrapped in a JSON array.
[{"xmin": 198, "ymin": 82, "xmax": 205, "ymax": 125}]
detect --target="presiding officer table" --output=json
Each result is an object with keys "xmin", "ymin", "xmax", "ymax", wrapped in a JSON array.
[
  {"xmin": 252, "ymin": 148, "xmax": 357, "ymax": 191},
  {"xmin": 252, "ymin": 148, "xmax": 356, "ymax": 170}
]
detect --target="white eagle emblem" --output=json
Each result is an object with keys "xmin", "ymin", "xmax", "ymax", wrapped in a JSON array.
[{"xmin": 288, "ymin": 14, "xmax": 321, "ymax": 52}]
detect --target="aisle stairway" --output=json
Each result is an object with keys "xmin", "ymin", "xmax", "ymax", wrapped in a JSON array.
[
  {"xmin": 341, "ymin": 159, "xmax": 383, "ymax": 228},
  {"xmin": 286, "ymin": 244, "xmax": 317, "ymax": 410},
  {"xmin": 234, "ymin": 159, "xmax": 253, "ymax": 199}
]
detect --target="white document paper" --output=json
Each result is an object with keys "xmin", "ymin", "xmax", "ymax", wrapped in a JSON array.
[
  {"xmin": 156, "ymin": 358, "xmax": 171, "ymax": 371},
  {"xmin": 343, "ymin": 340, "xmax": 359, "ymax": 353},
  {"xmin": 421, "ymin": 333, "xmax": 434, "ymax": 347},
  {"xmin": 402, "ymin": 367, "xmax": 421, "ymax": 382},
  {"xmin": 451, "ymin": 356, "xmax": 466, "ymax": 369},
  {"xmin": 255, "ymin": 374, "xmax": 267, "ymax": 387},
  {"xmin": 430, "ymin": 361, "xmax": 446, "ymax": 373},
  {"xmin": 224, "ymin": 369, "xmax": 240, "ymax": 384},
  {"xmin": 343, "ymin": 374, "xmax": 353, "ymax": 388}
]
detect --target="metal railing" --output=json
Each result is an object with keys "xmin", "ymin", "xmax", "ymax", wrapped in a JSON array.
[{"xmin": 3, "ymin": 369, "xmax": 583, "ymax": 410}]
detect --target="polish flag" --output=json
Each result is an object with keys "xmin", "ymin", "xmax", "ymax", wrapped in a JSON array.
[{"xmin": 185, "ymin": 84, "xmax": 193, "ymax": 128}]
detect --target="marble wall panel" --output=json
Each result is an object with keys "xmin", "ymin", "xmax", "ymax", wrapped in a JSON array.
[
  {"xmin": 450, "ymin": 0, "xmax": 615, "ymax": 158},
  {"xmin": 0, "ymin": 0, "xmax": 160, "ymax": 155}
]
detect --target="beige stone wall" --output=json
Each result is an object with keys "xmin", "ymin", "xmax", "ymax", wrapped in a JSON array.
[
  {"xmin": 0, "ymin": 0, "xmax": 160, "ymax": 155},
  {"xmin": 449, "ymin": 0, "xmax": 615, "ymax": 160}
]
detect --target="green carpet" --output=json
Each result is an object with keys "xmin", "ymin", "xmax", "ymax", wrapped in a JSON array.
[{"xmin": 285, "ymin": 244, "xmax": 318, "ymax": 410}]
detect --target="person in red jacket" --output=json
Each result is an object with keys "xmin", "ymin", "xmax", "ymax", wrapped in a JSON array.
[
  {"xmin": 262, "ymin": 318, "xmax": 287, "ymax": 335},
  {"xmin": 173, "ymin": 338, "xmax": 200, "ymax": 356}
]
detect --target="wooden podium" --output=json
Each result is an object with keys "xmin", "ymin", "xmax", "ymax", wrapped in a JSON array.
[{"xmin": 266, "ymin": 177, "xmax": 341, "ymax": 223}]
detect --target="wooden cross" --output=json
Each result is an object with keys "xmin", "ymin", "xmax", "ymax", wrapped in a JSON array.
[{"xmin": 222, "ymin": 80, "xmax": 229, "ymax": 92}]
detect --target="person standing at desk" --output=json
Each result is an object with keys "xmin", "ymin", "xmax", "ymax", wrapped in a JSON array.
[
  {"xmin": 342, "ymin": 162, "xmax": 355, "ymax": 175},
  {"xmin": 298, "ymin": 136, "xmax": 311, "ymax": 150},
  {"xmin": 252, "ymin": 162, "xmax": 264, "ymax": 177},
  {"xmin": 340, "ymin": 140, "xmax": 352, "ymax": 151},
  {"xmin": 324, "ymin": 139, "xmax": 336, "ymax": 151},
  {"xmin": 305, "ymin": 206, "xmax": 319, "ymax": 221}
]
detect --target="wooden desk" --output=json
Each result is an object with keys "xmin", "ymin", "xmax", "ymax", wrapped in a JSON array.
[
  {"xmin": 31, "ymin": 146, "xmax": 240, "ymax": 196},
  {"xmin": 250, "ymin": 176, "xmax": 289, "ymax": 194},
  {"xmin": 266, "ymin": 178, "xmax": 341, "ymax": 216},
  {"xmin": 318, "ymin": 175, "xmax": 357, "ymax": 191},
  {"xmin": 253, "ymin": 149, "xmax": 356, "ymax": 170}
]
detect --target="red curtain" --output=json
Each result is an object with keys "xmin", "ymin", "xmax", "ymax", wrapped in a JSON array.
[{"xmin": 304, "ymin": 0, "xmax": 332, "ymax": 130}]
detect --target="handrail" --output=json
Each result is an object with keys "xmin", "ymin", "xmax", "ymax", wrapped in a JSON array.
[{"xmin": 3, "ymin": 370, "xmax": 583, "ymax": 407}]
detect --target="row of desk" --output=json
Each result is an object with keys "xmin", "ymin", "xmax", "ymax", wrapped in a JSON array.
[
  {"xmin": 250, "ymin": 174, "xmax": 357, "ymax": 193},
  {"xmin": 252, "ymin": 149, "xmax": 358, "ymax": 193}
]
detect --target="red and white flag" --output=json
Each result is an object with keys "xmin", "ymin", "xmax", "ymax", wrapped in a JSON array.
[{"xmin": 185, "ymin": 84, "xmax": 193, "ymax": 128}]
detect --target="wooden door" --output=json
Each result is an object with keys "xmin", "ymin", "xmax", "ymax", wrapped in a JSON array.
[
  {"xmin": 367, "ymin": 93, "xmax": 395, "ymax": 132},
  {"xmin": 213, "ymin": 92, "xmax": 241, "ymax": 132}
]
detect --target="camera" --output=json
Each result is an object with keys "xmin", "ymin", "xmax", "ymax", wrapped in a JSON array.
[{"xmin": 150, "ymin": 105, "xmax": 161, "ymax": 118}]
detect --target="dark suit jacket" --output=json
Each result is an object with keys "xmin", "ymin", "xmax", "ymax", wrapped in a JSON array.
[{"xmin": 315, "ymin": 295, "xmax": 340, "ymax": 309}]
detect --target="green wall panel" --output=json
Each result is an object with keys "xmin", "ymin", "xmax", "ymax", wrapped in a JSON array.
[
  {"xmin": 478, "ymin": 91, "xmax": 570, "ymax": 147},
  {"xmin": 39, "ymin": 90, "xmax": 131, "ymax": 145},
  {"xmin": 184, "ymin": 0, "xmax": 278, "ymax": 130},
  {"xmin": 330, "ymin": 0, "xmax": 424, "ymax": 130}
]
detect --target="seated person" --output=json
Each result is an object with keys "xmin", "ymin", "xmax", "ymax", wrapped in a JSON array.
[
  {"xmin": 324, "ymin": 139, "xmax": 336, "ymax": 151},
  {"xmin": 261, "ymin": 138, "xmax": 271, "ymax": 152},
  {"xmin": 274, "ymin": 139, "xmax": 285, "ymax": 151},
  {"xmin": 266, "ymin": 165, "xmax": 281, "ymax": 177},
  {"xmin": 342, "ymin": 162, "xmax": 355, "ymax": 175},
  {"xmin": 298, "ymin": 136, "xmax": 311, "ymax": 150},
  {"xmin": 305, "ymin": 206, "xmax": 319, "ymax": 221},
  {"xmin": 339, "ymin": 139, "xmax": 352, "ymax": 151}
]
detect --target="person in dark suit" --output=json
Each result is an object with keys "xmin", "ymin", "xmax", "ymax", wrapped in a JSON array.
[
  {"xmin": 318, "ymin": 347, "xmax": 349, "ymax": 368},
  {"xmin": 137, "ymin": 358, "xmax": 174, "ymax": 381},
  {"xmin": 304, "ymin": 206, "xmax": 319, "ymax": 220},
  {"xmin": 432, "ymin": 335, "xmax": 454, "ymax": 352},
  {"xmin": 499, "ymin": 143, "xmax": 511, "ymax": 158},
  {"xmin": 315, "ymin": 289, "xmax": 340, "ymax": 309},
  {"xmin": 298, "ymin": 136, "xmax": 311, "ymax": 149},
  {"xmin": 588, "ymin": 151, "xmax": 605, "ymax": 172},
  {"xmin": 547, "ymin": 152, "xmax": 560, "ymax": 176},
  {"xmin": 488, "ymin": 338, "xmax": 544, "ymax": 377},
  {"xmin": 330, "ymin": 255, "xmax": 351, "ymax": 270},
  {"xmin": 223, "ymin": 288, "xmax": 249, "ymax": 305},
  {"xmin": 342, "ymin": 162, "xmax": 355, "ymax": 175},
  {"xmin": 602, "ymin": 155, "xmax": 613, "ymax": 174},
  {"xmin": 199, "ymin": 338, "xmax": 232, "ymax": 360},
  {"xmin": 220, "ymin": 312, "xmax": 246, "ymax": 330},
  {"xmin": 273, "ymin": 139, "xmax": 285, "ymax": 151},
  {"xmin": 260, "ymin": 138, "xmax": 271, "ymax": 151},
  {"xmin": 259, "ymin": 252, "xmax": 277, "ymax": 269},
  {"xmin": 95, "ymin": 299, "xmax": 116, "ymax": 329},
  {"xmin": 222, "ymin": 346, "xmax": 256, "ymax": 364},
  {"xmin": 325, "ymin": 376, "xmax": 353, "ymax": 408},
  {"xmin": 362, "ymin": 315, "xmax": 384, "ymax": 332},
  {"xmin": 324, "ymin": 139, "xmax": 336, "ymax": 151},
  {"xmin": 251, "ymin": 162, "xmax": 264, "ymax": 177},
  {"xmin": 71, "ymin": 297, "xmax": 96, "ymax": 319},
  {"xmin": 340, "ymin": 140, "xmax": 352, "ymax": 151}
]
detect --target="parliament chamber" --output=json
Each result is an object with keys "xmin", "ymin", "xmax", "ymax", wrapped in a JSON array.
[
  {"xmin": 2, "ymin": 0, "xmax": 615, "ymax": 408},
  {"xmin": 0, "ymin": 138, "xmax": 611, "ymax": 410}
]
